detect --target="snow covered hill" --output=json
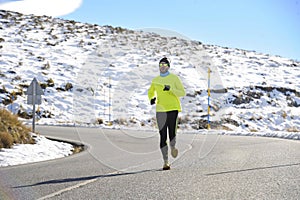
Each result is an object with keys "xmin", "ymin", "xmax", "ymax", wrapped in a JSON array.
[{"xmin": 1, "ymin": 9, "xmax": 300, "ymax": 137}]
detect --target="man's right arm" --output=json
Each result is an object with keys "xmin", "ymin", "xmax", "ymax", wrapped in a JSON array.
[{"xmin": 148, "ymin": 83, "xmax": 156, "ymax": 104}]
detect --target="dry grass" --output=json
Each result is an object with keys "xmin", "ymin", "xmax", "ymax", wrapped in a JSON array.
[
  {"xmin": 0, "ymin": 108, "xmax": 35, "ymax": 149},
  {"xmin": 286, "ymin": 127, "xmax": 300, "ymax": 132},
  {"xmin": 0, "ymin": 131, "xmax": 14, "ymax": 148},
  {"xmin": 72, "ymin": 145, "xmax": 84, "ymax": 154}
]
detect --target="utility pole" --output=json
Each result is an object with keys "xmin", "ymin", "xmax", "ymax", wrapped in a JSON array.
[{"xmin": 207, "ymin": 68, "xmax": 211, "ymax": 130}]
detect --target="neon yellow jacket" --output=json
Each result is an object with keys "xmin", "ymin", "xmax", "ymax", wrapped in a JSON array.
[{"xmin": 148, "ymin": 73, "xmax": 185, "ymax": 112}]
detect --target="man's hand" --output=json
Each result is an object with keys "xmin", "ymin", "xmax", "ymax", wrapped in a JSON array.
[
  {"xmin": 163, "ymin": 85, "xmax": 170, "ymax": 91},
  {"xmin": 150, "ymin": 97, "xmax": 156, "ymax": 105}
]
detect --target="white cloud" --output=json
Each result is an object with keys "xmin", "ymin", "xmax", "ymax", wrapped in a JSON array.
[{"xmin": 0, "ymin": 0, "xmax": 82, "ymax": 17}]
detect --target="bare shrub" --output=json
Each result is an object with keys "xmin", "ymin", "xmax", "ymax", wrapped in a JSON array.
[
  {"xmin": 0, "ymin": 131, "xmax": 14, "ymax": 148},
  {"xmin": 0, "ymin": 108, "xmax": 35, "ymax": 149}
]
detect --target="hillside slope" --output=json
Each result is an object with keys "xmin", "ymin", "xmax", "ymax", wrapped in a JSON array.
[{"xmin": 0, "ymin": 10, "xmax": 299, "ymax": 134}]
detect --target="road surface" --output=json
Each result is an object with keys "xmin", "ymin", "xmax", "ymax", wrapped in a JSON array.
[{"xmin": 0, "ymin": 126, "xmax": 299, "ymax": 199}]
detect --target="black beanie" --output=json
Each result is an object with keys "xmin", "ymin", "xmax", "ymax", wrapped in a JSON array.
[{"xmin": 159, "ymin": 57, "xmax": 170, "ymax": 67}]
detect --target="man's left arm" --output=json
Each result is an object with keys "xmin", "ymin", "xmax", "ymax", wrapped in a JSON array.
[{"xmin": 170, "ymin": 76, "xmax": 185, "ymax": 97}]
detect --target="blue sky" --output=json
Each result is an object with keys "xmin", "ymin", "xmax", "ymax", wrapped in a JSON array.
[
  {"xmin": 0, "ymin": 0, "xmax": 299, "ymax": 60},
  {"xmin": 63, "ymin": 0, "xmax": 300, "ymax": 61}
]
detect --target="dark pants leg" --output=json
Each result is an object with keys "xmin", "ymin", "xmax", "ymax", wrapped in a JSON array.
[{"xmin": 156, "ymin": 110, "xmax": 179, "ymax": 161}]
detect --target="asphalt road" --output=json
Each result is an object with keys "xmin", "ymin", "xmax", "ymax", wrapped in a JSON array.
[{"xmin": 0, "ymin": 126, "xmax": 299, "ymax": 200}]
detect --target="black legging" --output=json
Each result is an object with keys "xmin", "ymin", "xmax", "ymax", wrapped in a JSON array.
[{"xmin": 156, "ymin": 110, "xmax": 178, "ymax": 160}]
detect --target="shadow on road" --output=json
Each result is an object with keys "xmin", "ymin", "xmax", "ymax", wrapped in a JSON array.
[
  {"xmin": 14, "ymin": 168, "xmax": 161, "ymax": 188},
  {"xmin": 206, "ymin": 162, "xmax": 300, "ymax": 176}
]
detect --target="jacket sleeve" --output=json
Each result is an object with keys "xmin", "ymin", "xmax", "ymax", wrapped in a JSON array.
[
  {"xmin": 171, "ymin": 76, "xmax": 185, "ymax": 97},
  {"xmin": 148, "ymin": 82, "xmax": 156, "ymax": 101}
]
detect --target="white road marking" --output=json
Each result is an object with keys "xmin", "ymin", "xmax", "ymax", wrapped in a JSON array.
[{"xmin": 37, "ymin": 178, "xmax": 98, "ymax": 200}]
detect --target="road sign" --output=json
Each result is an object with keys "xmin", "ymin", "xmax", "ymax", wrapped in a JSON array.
[
  {"xmin": 26, "ymin": 78, "xmax": 44, "ymax": 96},
  {"xmin": 25, "ymin": 78, "xmax": 44, "ymax": 133},
  {"xmin": 27, "ymin": 95, "xmax": 42, "ymax": 105},
  {"xmin": 26, "ymin": 78, "xmax": 44, "ymax": 105}
]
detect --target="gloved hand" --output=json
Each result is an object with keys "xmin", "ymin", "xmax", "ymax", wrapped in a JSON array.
[
  {"xmin": 150, "ymin": 97, "xmax": 156, "ymax": 105},
  {"xmin": 163, "ymin": 85, "xmax": 170, "ymax": 91}
]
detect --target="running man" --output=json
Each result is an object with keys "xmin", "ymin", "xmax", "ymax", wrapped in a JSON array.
[{"xmin": 148, "ymin": 57, "xmax": 186, "ymax": 170}]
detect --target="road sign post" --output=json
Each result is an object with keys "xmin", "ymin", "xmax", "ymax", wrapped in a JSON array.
[{"xmin": 26, "ymin": 78, "xmax": 44, "ymax": 133}]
